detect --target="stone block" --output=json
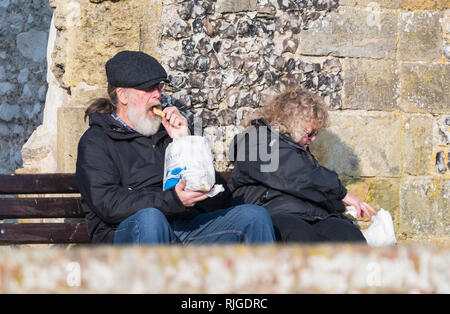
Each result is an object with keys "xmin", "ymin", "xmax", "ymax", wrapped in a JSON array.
[
  {"xmin": 51, "ymin": 0, "xmax": 158, "ymax": 89},
  {"xmin": 298, "ymin": 6, "xmax": 398, "ymax": 59},
  {"xmin": 57, "ymin": 107, "xmax": 88, "ymax": 173},
  {"xmin": 69, "ymin": 82, "xmax": 104, "ymax": 107},
  {"xmin": 399, "ymin": 63, "xmax": 450, "ymax": 114},
  {"xmin": 310, "ymin": 112, "xmax": 402, "ymax": 177},
  {"xmin": 402, "ymin": 114, "xmax": 434, "ymax": 176},
  {"xmin": 215, "ymin": 0, "xmax": 257, "ymax": 14},
  {"xmin": 341, "ymin": 0, "xmax": 449, "ymax": 10},
  {"xmin": 339, "ymin": 0, "xmax": 401, "ymax": 9},
  {"xmin": 398, "ymin": 11, "xmax": 442, "ymax": 62},
  {"xmin": 398, "ymin": 0, "xmax": 450, "ymax": 10},
  {"xmin": 399, "ymin": 177, "xmax": 450, "ymax": 240},
  {"xmin": 343, "ymin": 59, "xmax": 399, "ymax": 110}
]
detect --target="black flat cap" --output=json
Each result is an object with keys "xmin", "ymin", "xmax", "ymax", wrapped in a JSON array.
[{"xmin": 105, "ymin": 51, "xmax": 169, "ymax": 90}]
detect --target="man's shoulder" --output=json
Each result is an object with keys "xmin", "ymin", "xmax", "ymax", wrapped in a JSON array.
[{"xmin": 78, "ymin": 123, "xmax": 109, "ymax": 147}]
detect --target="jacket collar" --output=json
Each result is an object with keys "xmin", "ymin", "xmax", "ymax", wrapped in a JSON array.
[{"xmin": 89, "ymin": 113, "xmax": 168, "ymax": 144}]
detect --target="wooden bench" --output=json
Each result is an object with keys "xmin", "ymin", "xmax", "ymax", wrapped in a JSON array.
[
  {"xmin": 0, "ymin": 174, "xmax": 89, "ymax": 245},
  {"xmin": 0, "ymin": 172, "xmax": 233, "ymax": 245}
]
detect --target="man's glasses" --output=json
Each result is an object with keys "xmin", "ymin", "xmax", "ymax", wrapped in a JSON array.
[{"xmin": 145, "ymin": 82, "xmax": 164, "ymax": 92}]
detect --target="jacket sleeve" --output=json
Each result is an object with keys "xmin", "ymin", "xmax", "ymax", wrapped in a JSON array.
[
  {"xmin": 231, "ymin": 132, "xmax": 347, "ymax": 205},
  {"xmin": 75, "ymin": 132, "xmax": 186, "ymax": 225}
]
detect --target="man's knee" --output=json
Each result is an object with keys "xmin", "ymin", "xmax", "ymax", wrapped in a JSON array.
[
  {"xmin": 233, "ymin": 204, "xmax": 273, "ymax": 224},
  {"xmin": 114, "ymin": 208, "xmax": 173, "ymax": 245},
  {"xmin": 133, "ymin": 207, "xmax": 168, "ymax": 225}
]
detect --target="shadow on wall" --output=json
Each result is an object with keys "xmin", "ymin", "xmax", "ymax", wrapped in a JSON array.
[{"xmin": 310, "ymin": 129, "xmax": 361, "ymax": 178}]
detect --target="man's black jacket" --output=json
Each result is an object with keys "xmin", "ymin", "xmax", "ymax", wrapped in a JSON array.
[
  {"xmin": 229, "ymin": 119, "xmax": 348, "ymax": 221},
  {"xmin": 75, "ymin": 113, "xmax": 230, "ymax": 243}
]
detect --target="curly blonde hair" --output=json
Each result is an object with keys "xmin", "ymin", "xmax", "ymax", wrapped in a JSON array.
[{"xmin": 245, "ymin": 87, "xmax": 329, "ymax": 142}]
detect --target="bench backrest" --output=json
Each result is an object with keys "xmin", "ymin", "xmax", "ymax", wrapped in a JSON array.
[
  {"xmin": 0, "ymin": 172, "xmax": 232, "ymax": 245},
  {"xmin": 0, "ymin": 174, "xmax": 89, "ymax": 245}
]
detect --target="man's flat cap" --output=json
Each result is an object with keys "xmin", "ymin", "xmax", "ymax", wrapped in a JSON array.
[{"xmin": 106, "ymin": 51, "xmax": 169, "ymax": 89}]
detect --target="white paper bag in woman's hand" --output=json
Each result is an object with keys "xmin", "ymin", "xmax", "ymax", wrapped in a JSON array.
[
  {"xmin": 344, "ymin": 207, "xmax": 397, "ymax": 246},
  {"xmin": 163, "ymin": 136, "xmax": 224, "ymax": 197},
  {"xmin": 362, "ymin": 209, "xmax": 397, "ymax": 246}
]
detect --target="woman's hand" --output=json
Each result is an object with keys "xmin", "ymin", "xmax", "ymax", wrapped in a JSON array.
[
  {"xmin": 174, "ymin": 178, "xmax": 208, "ymax": 207},
  {"xmin": 161, "ymin": 107, "xmax": 189, "ymax": 138},
  {"xmin": 342, "ymin": 193, "xmax": 377, "ymax": 219}
]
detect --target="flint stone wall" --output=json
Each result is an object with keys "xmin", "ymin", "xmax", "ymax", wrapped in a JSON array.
[
  {"xmin": 0, "ymin": 0, "xmax": 52, "ymax": 173},
  {"xmin": 16, "ymin": 0, "xmax": 450, "ymax": 242}
]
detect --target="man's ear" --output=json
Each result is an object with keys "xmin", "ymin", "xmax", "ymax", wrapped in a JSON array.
[{"xmin": 116, "ymin": 87, "xmax": 128, "ymax": 105}]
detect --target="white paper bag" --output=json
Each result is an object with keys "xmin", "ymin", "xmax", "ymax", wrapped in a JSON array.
[
  {"xmin": 344, "ymin": 207, "xmax": 397, "ymax": 246},
  {"xmin": 362, "ymin": 209, "xmax": 397, "ymax": 246},
  {"xmin": 163, "ymin": 136, "xmax": 224, "ymax": 197}
]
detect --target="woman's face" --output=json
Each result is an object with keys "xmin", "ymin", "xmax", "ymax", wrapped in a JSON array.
[{"xmin": 297, "ymin": 123, "xmax": 318, "ymax": 149}]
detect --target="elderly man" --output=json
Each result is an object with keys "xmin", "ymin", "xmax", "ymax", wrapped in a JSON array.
[{"xmin": 75, "ymin": 50, "xmax": 275, "ymax": 245}]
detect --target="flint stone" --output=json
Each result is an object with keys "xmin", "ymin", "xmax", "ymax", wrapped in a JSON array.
[
  {"xmin": 166, "ymin": 20, "xmax": 191, "ymax": 39},
  {"xmin": 188, "ymin": 73, "xmax": 206, "ymax": 88},
  {"xmin": 16, "ymin": 30, "xmax": 48, "ymax": 62},
  {"xmin": 218, "ymin": 109, "xmax": 237, "ymax": 126},
  {"xmin": 198, "ymin": 109, "xmax": 219, "ymax": 127},
  {"xmin": 182, "ymin": 38, "xmax": 195, "ymax": 56},
  {"xmin": 203, "ymin": 17, "xmax": 221, "ymax": 37},
  {"xmin": 168, "ymin": 56, "xmax": 194, "ymax": 72},
  {"xmin": 281, "ymin": 73, "xmax": 303, "ymax": 88},
  {"xmin": 168, "ymin": 73, "xmax": 187, "ymax": 89},
  {"xmin": 237, "ymin": 88, "xmax": 260, "ymax": 108},
  {"xmin": 205, "ymin": 71, "xmax": 223, "ymax": 88},
  {"xmin": 271, "ymin": 56, "xmax": 285, "ymax": 71},
  {"xmin": 230, "ymin": 55, "xmax": 244, "ymax": 71},
  {"xmin": 322, "ymin": 58, "xmax": 341, "ymax": 74},
  {"xmin": 196, "ymin": 37, "xmax": 212, "ymax": 55},
  {"xmin": 0, "ymin": 103, "xmax": 20, "ymax": 122},
  {"xmin": 435, "ymin": 151, "xmax": 447, "ymax": 174},
  {"xmin": 194, "ymin": 55, "xmax": 210, "ymax": 72},
  {"xmin": 177, "ymin": 1, "xmax": 193, "ymax": 20},
  {"xmin": 283, "ymin": 37, "xmax": 298, "ymax": 54},
  {"xmin": 192, "ymin": 18, "xmax": 204, "ymax": 33},
  {"xmin": 223, "ymin": 69, "xmax": 244, "ymax": 87}
]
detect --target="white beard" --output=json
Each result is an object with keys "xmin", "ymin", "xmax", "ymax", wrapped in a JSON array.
[{"xmin": 127, "ymin": 103, "xmax": 161, "ymax": 136}]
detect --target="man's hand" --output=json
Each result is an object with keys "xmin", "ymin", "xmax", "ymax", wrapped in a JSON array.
[
  {"xmin": 342, "ymin": 193, "xmax": 377, "ymax": 219},
  {"xmin": 174, "ymin": 178, "xmax": 208, "ymax": 207},
  {"xmin": 161, "ymin": 106, "xmax": 189, "ymax": 138}
]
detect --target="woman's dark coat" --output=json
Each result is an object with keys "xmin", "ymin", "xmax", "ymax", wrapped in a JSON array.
[{"xmin": 229, "ymin": 119, "xmax": 348, "ymax": 221}]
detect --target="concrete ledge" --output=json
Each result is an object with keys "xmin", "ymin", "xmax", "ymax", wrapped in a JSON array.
[{"xmin": 0, "ymin": 244, "xmax": 448, "ymax": 293}]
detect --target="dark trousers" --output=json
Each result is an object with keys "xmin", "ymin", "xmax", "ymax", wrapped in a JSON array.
[{"xmin": 271, "ymin": 212, "xmax": 366, "ymax": 243}]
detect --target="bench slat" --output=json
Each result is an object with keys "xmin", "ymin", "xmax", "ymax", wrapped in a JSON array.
[
  {"xmin": 0, "ymin": 223, "xmax": 90, "ymax": 244},
  {"xmin": 0, "ymin": 197, "xmax": 83, "ymax": 219},
  {"xmin": 0, "ymin": 174, "xmax": 79, "ymax": 194}
]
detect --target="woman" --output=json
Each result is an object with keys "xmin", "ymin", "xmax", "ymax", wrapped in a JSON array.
[{"xmin": 229, "ymin": 87, "xmax": 376, "ymax": 243}]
